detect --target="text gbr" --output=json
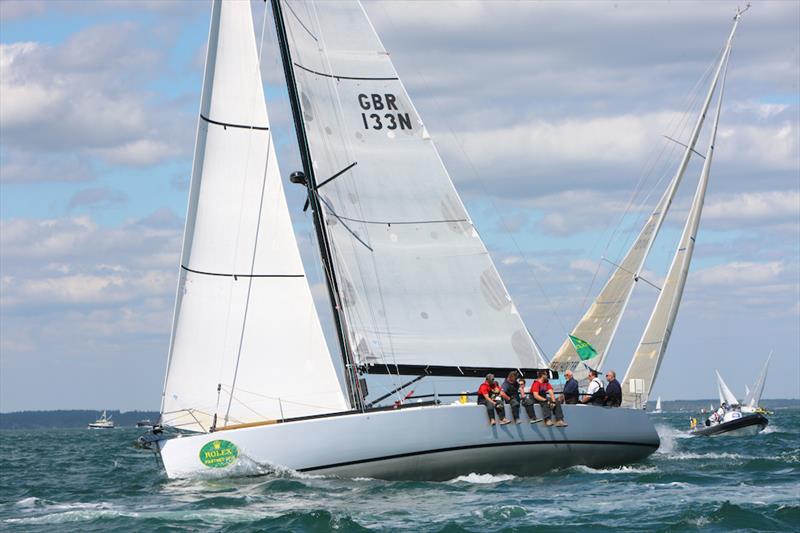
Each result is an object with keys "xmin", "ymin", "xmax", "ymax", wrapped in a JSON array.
[{"xmin": 359, "ymin": 93, "xmax": 412, "ymax": 130}]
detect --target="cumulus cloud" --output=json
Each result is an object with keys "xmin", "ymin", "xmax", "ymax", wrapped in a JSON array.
[
  {"xmin": 704, "ymin": 190, "xmax": 800, "ymax": 222},
  {"xmin": 693, "ymin": 261, "xmax": 785, "ymax": 286},
  {"xmin": 0, "ymin": 150, "xmax": 95, "ymax": 183},
  {"xmin": 0, "ymin": 22, "xmax": 193, "ymax": 178},
  {"xmin": 67, "ymin": 187, "xmax": 128, "ymax": 210}
]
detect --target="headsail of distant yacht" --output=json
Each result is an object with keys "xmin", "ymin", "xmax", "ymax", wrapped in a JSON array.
[
  {"xmin": 550, "ymin": 10, "xmax": 743, "ymax": 385},
  {"xmin": 744, "ymin": 351, "xmax": 771, "ymax": 410},
  {"xmin": 716, "ymin": 370, "xmax": 741, "ymax": 406},
  {"xmin": 616, "ymin": 8, "xmax": 745, "ymax": 408}
]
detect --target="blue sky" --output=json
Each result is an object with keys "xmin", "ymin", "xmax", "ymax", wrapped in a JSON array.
[{"xmin": 1, "ymin": 0, "xmax": 798, "ymax": 411}]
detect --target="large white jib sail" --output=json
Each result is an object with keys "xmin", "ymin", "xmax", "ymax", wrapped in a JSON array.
[
  {"xmin": 272, "ymin": 0, "xmax": 548, "ymax": 385},
  {"xmin": 621, "ymin": 18, "xmax": 738, "ymax": 408},
  {"xmin": 161, "ymin": 0, "xmax": 347, "ymax": 433}
]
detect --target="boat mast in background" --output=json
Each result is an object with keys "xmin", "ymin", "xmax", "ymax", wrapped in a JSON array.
[
  {"xmin": 549, "ymin": 9, "xmax": 746, "ymax": 384},
  {"xmin": 621, "ymin": 7, "xmax": 743, "ymax": 407}
]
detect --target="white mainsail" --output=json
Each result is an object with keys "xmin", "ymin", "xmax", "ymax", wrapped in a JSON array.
[
  {"xmin": 550, "ymin": 25, "xmax": 738, "ymax": 383},
  {"xmin": 744, "ymin": 352, "xmax": 771, "ymax": 408},
  {"xmin": 275, "ymin": 0, "xmax": 547, "ymax": 375},
  {"xmin": 160, "ymin": 0, "xmax": 347, "ymax": 433},
  {"xmin": 715, "ymin": 370, "xmax": 740, "ymax": 406},
  {"xmin": 621, "ymin": 19, "xmax": 738, "ymax": 408}
]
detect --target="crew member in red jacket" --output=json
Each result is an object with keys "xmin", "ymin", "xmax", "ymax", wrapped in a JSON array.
[
  {"xmin": 532, "ymin": 371, "xmax": 568, "ymax": 427},
  {"xmin": 477, "ymin": 373, "xmax": 510, "ymax": 426}
]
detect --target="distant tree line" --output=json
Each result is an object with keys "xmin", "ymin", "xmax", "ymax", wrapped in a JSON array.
[{"xmin": 0, "ymin": 410, "xmax": 160, "ymax": 429}]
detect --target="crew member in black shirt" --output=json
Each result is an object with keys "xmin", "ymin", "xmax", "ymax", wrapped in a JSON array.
[
  {"xmin": 604, "ymin": 370, "xmax": 622, "ymax": 407},
  {"xmin": 561, "ymin": 369, "xmax": 579, "ymax": 404}
]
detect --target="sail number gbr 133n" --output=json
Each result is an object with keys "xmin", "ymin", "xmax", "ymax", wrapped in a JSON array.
[{"xmin": 359, "ymin": 93, "xmax": 412, "ymax": 130}]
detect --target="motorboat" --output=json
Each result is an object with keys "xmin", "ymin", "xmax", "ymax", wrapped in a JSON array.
[
  {"xmin": 88, "ymin": 410, "xmax": 115, "ymax": 429},
  {"xmin": 691, "ymin": 408, "xmax": 767, "ymax": 437}
]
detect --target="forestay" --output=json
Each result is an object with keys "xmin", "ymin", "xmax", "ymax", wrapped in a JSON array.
[
  {"xmin": 621, "ymin": 43, "xmax": 732, "ymax": 408},
  {"xmin": 161, "ymin": 0, "xmax": 347, "ymax": 433},
  {"xmin": 276, "ymin": 0, "xmax": 547, "ymax": 371}
]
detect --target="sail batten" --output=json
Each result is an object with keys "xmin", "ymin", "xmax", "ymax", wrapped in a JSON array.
[
  {"xmin": 274, "ymin": 0, "xmax": 547, "ymax": 376},
  {"xmin": 160, "ymin": 0, "xmax": 347, "ymax": 433}
]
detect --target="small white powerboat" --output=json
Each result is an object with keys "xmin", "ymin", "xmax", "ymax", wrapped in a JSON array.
[{"xmin": 88, "ymin": 410, "xmax": 115, "ymax": 429}]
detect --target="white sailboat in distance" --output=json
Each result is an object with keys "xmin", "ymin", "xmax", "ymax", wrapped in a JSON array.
[
  {"xmin": 742, "ymin": 352, "xmax": 771, "ymax": 413},
  {"xmin": 653, "ymin": 397, "xmax": 662, "ymax": 414},
  {"xmin": 141, "ymin": 0, "xmax": 745, "ymax": 480}
]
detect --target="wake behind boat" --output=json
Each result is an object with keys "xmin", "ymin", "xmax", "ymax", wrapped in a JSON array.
[{"xmin": 141, "ymin": 0, "xmax": 746, "ymax": 480}]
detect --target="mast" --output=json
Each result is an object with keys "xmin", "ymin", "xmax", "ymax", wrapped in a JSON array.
[
  {"xmin": 551, "ymin": 8, "xmax": 745, "ymax": 380},
  {"xmin": 270, "ymin": 0, "xmax": 363, "ymax": 411},
  {"xmin": 621, "ymin": 17, "xmax": 738, "ymax": 407}
]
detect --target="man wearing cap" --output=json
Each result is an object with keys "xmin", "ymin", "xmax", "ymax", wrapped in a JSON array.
[{"xmin": 477, "ymin": 373, "xmax": 510, "ymax": 426}]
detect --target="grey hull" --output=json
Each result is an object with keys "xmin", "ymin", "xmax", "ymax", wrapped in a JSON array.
[
  {"xmin": 307, "ymin": 440, "xmax": 656, "ymax": 481},
  {"xmin": 157, "ymin": 403, "xmax": 660, "ymax": 480}
]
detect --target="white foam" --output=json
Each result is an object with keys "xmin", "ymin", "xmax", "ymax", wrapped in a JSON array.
[
  {"xmin": 654, "ymin": 424, "xmax": 692, "ymax": 454},
  {"xmin": 570, "ymin": 465, "xmax": 659, "ymax": 475},
  {"xmin": 4, "ymin": 509, "xmax": 124, "ymax": 525},
  {"xmin": 666, "ymin": 452, "xmax": 744, "ymax": 461},
  {"xmin": 15, "ymin": 497, "xmax": 40, "ymax": 508},
  {"xmin": 448, "ymin": 473, "xmax": 516, "ymax": 484},
  {"xmin": 760, "ymin": 424, "xmax": 782, "ymax": 434}
]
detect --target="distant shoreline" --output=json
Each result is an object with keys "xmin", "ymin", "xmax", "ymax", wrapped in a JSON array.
[
  {"xmin": 0, "ymin": 410, "xmax": 160, "ymax": 430},
  {"xmin": 2, "ymin": 400, "xmax": 798, "ymax": 430}
]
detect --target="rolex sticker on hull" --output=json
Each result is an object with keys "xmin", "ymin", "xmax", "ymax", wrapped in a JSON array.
[{"xmin": 199, "ymin": 439, "xmax": 239, "ymax": 468}]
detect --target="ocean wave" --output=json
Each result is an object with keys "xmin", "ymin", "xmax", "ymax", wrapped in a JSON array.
[
  {"xmin": 665, "ymin": 451, "xmax": 744, "ymax": 461},
  {"xmin": 447, "ymin": 473, "xmax": 516, "ymax": 484},
  {"xmin": 654, "ymin": 424, "xmax": 692, "ymax": 455},
  {"xmin": 569, "ymin": 465, "xmax": 659, "ymax": 475},
  {"xmin": 4, "ymin": 509, "xmax": 124, "ymax": 525}
]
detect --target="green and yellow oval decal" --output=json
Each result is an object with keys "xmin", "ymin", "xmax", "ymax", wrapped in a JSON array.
[{"xmin": 199, "ymin": 439, "xmax": 239, "ymax": 468}]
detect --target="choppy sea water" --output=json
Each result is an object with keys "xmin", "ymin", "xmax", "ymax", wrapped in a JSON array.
[{"xmin": 1, "ymin": 406, "xmax": 798, "ymax": 532}]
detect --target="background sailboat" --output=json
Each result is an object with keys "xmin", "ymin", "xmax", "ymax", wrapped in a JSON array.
[
  {"xmin": 550, "ymin": 10, "xmax": 743, "ymax": 390},
  {"xmin": 742, "ymin": 352, "xmax": 771, "ymax": 413},
  {"xmin": 620, "ymin": 34, "xmax": 734, "ymax": 409}
]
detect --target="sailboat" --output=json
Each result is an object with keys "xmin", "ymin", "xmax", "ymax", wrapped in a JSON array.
[
  {"xmin": 140, "ymin": 1, "xmax": 746, "ymax": 480},
  {"xmin": 551, "ymin": 6, "xmax": 748, "ymax": 412},
  {"xmin": 88, "ymin": 410, "xmax": 115, "ymax": 429},
  {"xmin": 742, "ymin": 352, "xmax": 771, "ymax": 414},
  {"xmin": 653, "ymin": 397, "xmax": 662, "ymax": 414}
]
